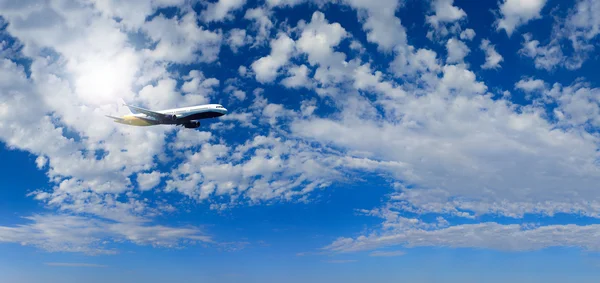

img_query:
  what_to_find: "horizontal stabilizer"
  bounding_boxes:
[105,114,124,121]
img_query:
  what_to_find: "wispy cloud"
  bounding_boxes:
[324,259,357,264]
[369,250,406,257]
[44,262,107,268]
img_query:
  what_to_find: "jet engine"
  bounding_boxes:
[169,114,177,120]
[184,121,201,128]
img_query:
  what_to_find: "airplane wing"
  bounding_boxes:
[124,104,177,121]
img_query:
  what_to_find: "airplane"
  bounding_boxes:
[105,102,228,128]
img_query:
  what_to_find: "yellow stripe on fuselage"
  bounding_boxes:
[117,115,156,126]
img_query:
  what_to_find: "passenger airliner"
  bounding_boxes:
[106,102,228,128]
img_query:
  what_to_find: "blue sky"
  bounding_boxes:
[1,0,600,282]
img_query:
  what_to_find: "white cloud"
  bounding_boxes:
[281,65,311,89]
[171,128,213,150]
[142,11,223,64]
[244,7,274,45]
[496,0,547,36]
[460,28,476,41]
[549,83,600,128]
[445,38,470,63]
[297,11,348,65]
[518,1,600,71]
[181,70,220,99]
[88,0,188,31]
[136,171,165,191]
[480,39,503,69]
[0,214,211,255]
[251,32,295,83]
[518,33,564,71]
[515,78,547,93]
[290,56,600,223]
[343,0,407,51]
[439,64,487,95]
[324,218,600,253]
[266,0,306,7]
[425,0,466,40]
[35,156,48,169]
[227,28,252,53]
[165,131,361,204]
[566,0,600,44]
[390,46,441,78]
[428,0,466,24]
[238,65,248,77]
[201,0,247,22]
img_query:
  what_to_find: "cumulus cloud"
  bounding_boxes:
[251,32,295,83]
[227,28,252,53]
[296,11,348,65]
[428,0,467,24]
[566,0,600,45]
[515,77,547,93]
[445,38,470,63]
[136,171,165,191]
[496,0,547,36]
[518,33,564,71]
[164,133,348,204]
[290,55,600,225]
[426,0,467,39]
[460,28,476,41]
[201,0,247,22]
[518,1,600,70]
[281,64,311,89]
[480,39,503,69]
[142,11,223,64]
[343,0,407,51]
[244,7,274,45]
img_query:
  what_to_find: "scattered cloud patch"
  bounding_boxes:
[495,0,547,36]
[480,39,504,69]
[460,28,476,41]
[251,32,295,83]
[281,64,312,89]
[445,38,470,63]
[201,0,247,22]
[515,77,547,93]
[227,28,253,53]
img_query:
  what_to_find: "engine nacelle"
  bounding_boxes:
[184,121,200,128]
[169,114,177,120]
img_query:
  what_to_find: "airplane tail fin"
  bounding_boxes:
[119,98,139,114]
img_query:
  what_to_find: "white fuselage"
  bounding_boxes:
[115,103,228,127]
[154,104,228,119]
